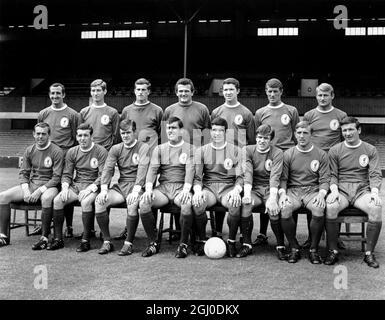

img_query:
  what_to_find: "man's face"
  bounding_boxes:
[33,126,50,148]
[134,84,150,103]
[166,121,182,142]
[210,125,226,144]
[256,134,271,151]
[49,86,65,106]
[76,129,92,149]
[316,90,334,108]
[120,127,136,146]
[223,83,239,104]
[295,126,312,148]
[265,86,282,105]
[90,85,106,103]
[176,84,193,105]
[341,123,360,145]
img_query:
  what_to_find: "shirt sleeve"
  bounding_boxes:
[112,110,121,145]
[270,149,283,189]
[328,147,339,186]
[318,150,330,192]
[93,146,109,186]
[234,146,244,187]
[184,145,196,186]
[246,112,256,145]
[101,146,119,186]
[279,150,290,191]
[193,147,204,188]
[243,147,253,186]
[134,143,151,187]
[62,149,75,185]
[369,146,382,190]
[291,107,300,145]
[19,148,32,185]
[71,111,81,146]
[254,109,262,129]
[145,145,161,185]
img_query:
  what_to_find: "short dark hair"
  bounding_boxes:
[134,78,151,91]
[265,78,283,90]
[119,119,136,132]
[174,78,195,94]
[211,117,228,130]
[91,79,107,91]
[77,123,93,136]
[223,78,240,90]
[256,124,275,140]
[340,116,361,130]
[34,122,51,135]
[167,116,183,129]
[49,83,65,95]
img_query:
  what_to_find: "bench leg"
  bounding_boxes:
[24,209,29,236]
[168,213,174,244]
[361,222,366,252]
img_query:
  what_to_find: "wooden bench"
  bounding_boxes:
[9,202,42,239]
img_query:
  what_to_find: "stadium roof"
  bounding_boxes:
[1,0,385,27]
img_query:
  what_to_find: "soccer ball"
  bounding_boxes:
[204,237,226,259]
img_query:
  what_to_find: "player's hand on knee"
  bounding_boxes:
[326,191,340,204]
[266,197,279,216]
[279,194,290,209]
[96,190,108,206]
[192,191,204,207]
[23,190,32,203]
[313,194,326,208]
[141,190,153,204]
[228,189,241,207]
[60,188,70,202]
[126,191,139,206]
[242,193,252,205]
[370,192,382,206]
[29,189,42,203]
[179,190,191,205]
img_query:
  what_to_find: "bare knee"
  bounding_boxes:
[139,201,151,215]
[127,204,139,217]
[368,203,382,222]
[41,194,54,208]
[81,199,94,212]
[326,202,340,219]
[281,204,294,219]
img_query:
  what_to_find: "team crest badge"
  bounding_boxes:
[224,158,233,170]
[179,153,188,164]
[234,114,243,125]
[359,154,369,167]
[44,157,52,168]
[265,159,272,171]
[329,119,339,131]
[60,117,69,128]
[90,158,99,168]
[132,153,139,165]
[281,114,290,125]
[101,115,110,125]
[310,160,320,172]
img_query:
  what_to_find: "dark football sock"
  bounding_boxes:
[41,207,53,238]
[152,208,158,226]
[281,217,299,249]
[227,213,240,241]
[194,213,207,241]
[366,221,382,252]
[180,214,193,245]
[240,216,253,245]
[64,204,74,228]
[0,204,11,236]
[53,209,65,240]
[270,218,285,247]
[140,210,157,242]
[82,211,94,241]
[174,212,181,231]
[215,211,225,234]
[306,211,312,240]
[325,218,339,251]
[310,215,324,250]
[96,210,111,241]
[126,215,139,243]
[259,212,269,235]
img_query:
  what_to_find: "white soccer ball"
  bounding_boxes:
[204,237,227,259]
